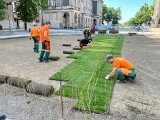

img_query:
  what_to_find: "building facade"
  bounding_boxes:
[0,0,103,29]
[0,0,42,30]
[43,0,103,28]
[152,0,160,28]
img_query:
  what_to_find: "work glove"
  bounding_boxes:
[105,75,110,80]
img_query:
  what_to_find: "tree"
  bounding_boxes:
[39,0,48,25]
[103,6,122,25]
[15,0,48,30]
[104,7,114,23]
[0,0,6,20]
[102,4,108,22]
[40,0,48,10]
[112,7,122,24]
[127,3,154,26]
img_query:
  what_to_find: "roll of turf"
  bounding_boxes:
[49,56,60,61]
[73,47,82,50]
[7,77,31,88]
[63,51,74,54]
[0,75,9,84]
[26,82,54,97]
[128,33,137,36]
[63,44,71,46]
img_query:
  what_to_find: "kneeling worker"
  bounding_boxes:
[79,37,93,48]
[105,54,136,83]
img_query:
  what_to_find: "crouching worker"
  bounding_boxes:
[105,54,136,83]
[30,24,40,53]
[39,21,51,62]
[79,37,93,48]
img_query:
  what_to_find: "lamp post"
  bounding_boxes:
[6,1,12,31]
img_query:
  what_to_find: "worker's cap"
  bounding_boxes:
[45,21,51,25]
[105,54,113,61]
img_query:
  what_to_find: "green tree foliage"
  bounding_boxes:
[127,3,154,26]
[102,4,122,25]
[102,4,107,21]
[112,7,122,24]
[0,0,6,20]
[15,0,48,30]
[40,0,48,10]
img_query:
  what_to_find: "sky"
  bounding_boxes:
[104,0,153,23]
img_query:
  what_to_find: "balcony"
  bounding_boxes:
[48,5,74,10]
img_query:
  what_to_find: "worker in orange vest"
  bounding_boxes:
[39,21,51,62]
[30,24,40,53]
[83,28,91,39]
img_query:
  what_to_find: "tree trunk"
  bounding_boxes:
[24,21,27,30]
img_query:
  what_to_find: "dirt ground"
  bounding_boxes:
[0,35,83,90]
[110,35,160,119]
[1,35,160,120]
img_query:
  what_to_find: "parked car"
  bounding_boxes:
[95,26,102,31]
[109,26,119,34]
[98,26,107,34]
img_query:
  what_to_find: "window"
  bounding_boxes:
[56,0,61,6]
[92,1,97,15]
[63,0,69,6]
[12,2,16,12]
[49,0,56,7]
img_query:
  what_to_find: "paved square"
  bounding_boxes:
[0,35,83,90]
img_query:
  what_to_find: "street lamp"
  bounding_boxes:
[5,1,12,31]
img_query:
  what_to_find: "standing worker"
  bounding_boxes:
[39,21,51,62]
[83,28,91,39]
[105,54,136,83]
[30,24,40,53]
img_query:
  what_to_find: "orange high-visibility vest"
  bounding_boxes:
[40,25,50,42]
[31,26,39,37]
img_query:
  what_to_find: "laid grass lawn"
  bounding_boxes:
[50,34,124,113]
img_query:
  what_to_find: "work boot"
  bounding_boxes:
[45,59,49,63]
[45,52,50,62]
[124,75,130,82]
[130,74,136,83]
[115,79,127,83]
[39,58,44,62]
[0,115,6,120]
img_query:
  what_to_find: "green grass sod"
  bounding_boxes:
[50,34,124,113]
